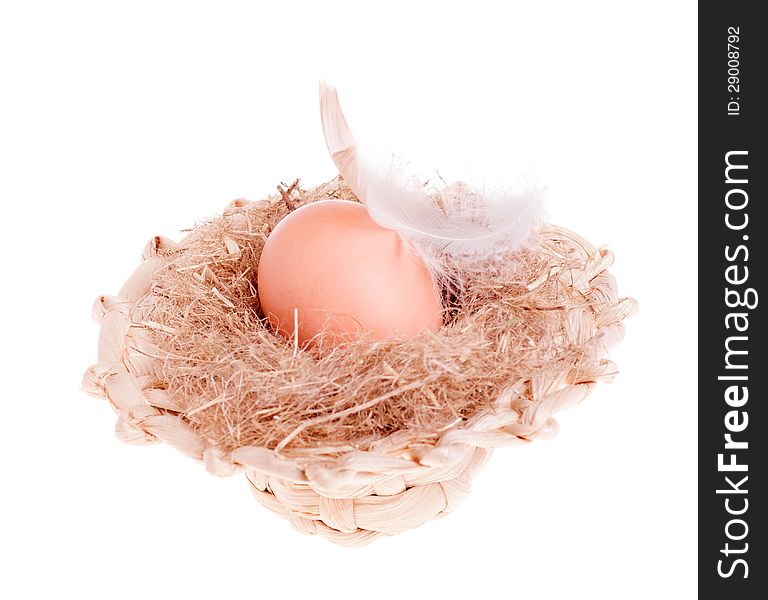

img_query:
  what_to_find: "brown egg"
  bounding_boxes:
[257,200,443,350]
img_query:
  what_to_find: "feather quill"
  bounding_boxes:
[319,82,543,274]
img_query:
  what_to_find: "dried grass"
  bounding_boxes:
[139,177,612,452]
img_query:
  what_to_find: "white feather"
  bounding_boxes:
[319,82,544,271]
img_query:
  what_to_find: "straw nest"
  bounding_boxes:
[83,177,635,545]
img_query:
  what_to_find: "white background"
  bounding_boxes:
[0,2,697,598]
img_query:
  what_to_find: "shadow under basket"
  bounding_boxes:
[82,178,636,546]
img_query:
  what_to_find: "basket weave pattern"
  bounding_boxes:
[83,209,634,546]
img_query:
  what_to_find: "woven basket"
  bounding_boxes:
[82,196,634,546]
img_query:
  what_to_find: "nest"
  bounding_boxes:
[83,177,635,545]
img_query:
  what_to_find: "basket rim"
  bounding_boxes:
[83,191,636,488]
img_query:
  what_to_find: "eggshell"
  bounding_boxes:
[257,200,443,349]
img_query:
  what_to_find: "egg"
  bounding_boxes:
[257,200,443,349]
